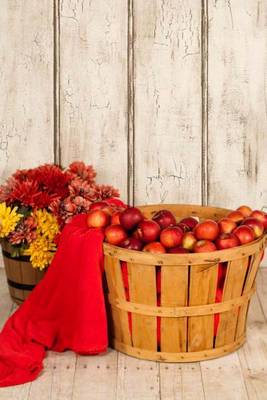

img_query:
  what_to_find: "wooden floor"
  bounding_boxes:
[0,269,267,400]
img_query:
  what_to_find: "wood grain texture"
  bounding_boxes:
[238,292,267,400]
[133,0,202,205]
[160,363,205,400]
[207,0,267,209]
[0,0,54,182]
[117,353,160,400]
[188,263,218,351]
[59,0,128,201]
[160,265,188,352]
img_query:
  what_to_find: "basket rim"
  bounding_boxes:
[103,203,267,265]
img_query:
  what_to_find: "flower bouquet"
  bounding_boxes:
[0,162,119,303]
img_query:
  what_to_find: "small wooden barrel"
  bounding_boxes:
[1,241,45,304]
[104,204,267,362]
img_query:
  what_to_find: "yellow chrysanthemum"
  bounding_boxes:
[33,209,59,241]
[23,209,59,270]
[0,202,22,238]
[24,236,56,270]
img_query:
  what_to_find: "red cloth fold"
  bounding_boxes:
[0,213,109,387]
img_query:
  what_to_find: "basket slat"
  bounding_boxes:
[104,255,132,345]
[188,263,218,351]
[128,263,157,351]
[215,257,249,347]
[160,265,188,352]
[235,250,263,339]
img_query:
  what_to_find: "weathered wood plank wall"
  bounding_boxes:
[1,0,267,211]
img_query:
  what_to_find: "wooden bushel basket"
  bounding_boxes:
[104,204,267,362]
[1,241,45,305]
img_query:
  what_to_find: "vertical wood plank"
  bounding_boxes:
[188,263,218,351]
[0,0,54,181]
[160,265,188,352]
[160,363,205,400]
[215,257,249,347]
[128,263,157,351]
[238,293,267,400]
[72,350,118,400]
[200,352,249,400]
[59,0,128,200]
[133,0,202,205]
[207,0,267,208]
[117,353,160,400]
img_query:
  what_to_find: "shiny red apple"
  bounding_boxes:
[89,201,109,211]
[236,205,252,218]
[250,210,267,229]
[233,225,255,244]
[179,217,198,230]
[182,232,197,251]
[242,217,264,238]
[168,247,190,254]
[227,210,244,224]
[176,222,190,233]
[119,207,144,230]
[136,220,161,243]
[152,209,176,229]
[215,233,240,250]
[111,211,122,225]
[193,240,217,253]
[218,217,237,234]
[87,209,110,228]
[193,219,219,241]
[105,224,128,245]
[120,237,143,251]
[143,242,166,254]
[160,226,183,248]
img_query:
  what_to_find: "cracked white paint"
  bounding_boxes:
[59,0,128,201]
[0,1,54,182]
[133,0,202,205]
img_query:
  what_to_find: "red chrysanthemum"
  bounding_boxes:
[66,161,96,183]
[8,215,37,245]
[94,184,120,200]
[29,164,69,200]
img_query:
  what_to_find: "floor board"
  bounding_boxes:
[0,269,267,400]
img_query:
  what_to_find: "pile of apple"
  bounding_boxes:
[86,202,267,254]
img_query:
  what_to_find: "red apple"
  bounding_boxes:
[233,225,255,244]
[215,233,240,250]
[218,218,237,234]
[143,242,166,254]
[136,220,161,243]
[250,210,267,229]
[132,228,143,240]
[237,205,252,218]
[152,209,176,229]
[168,246,190,254]
[176,222,190,233]
[120,237,143,251]
[193,219,219,241]
[182,232,197,251]
[179,217,198,230]
[89,201,109,211]
[111,211,122,225]
[242,217,264,238]
[105,224,128,245]
[87,209,110,228]
[193,240,217,253]
[160,226,184,248]
[227,210,244,224]
[119,207,144,230]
